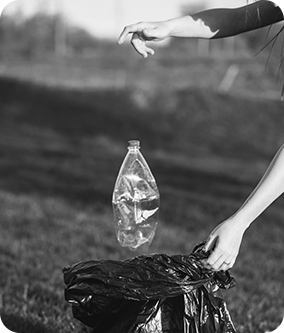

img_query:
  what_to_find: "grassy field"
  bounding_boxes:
[0,54,284,333]
[0,42,282,99]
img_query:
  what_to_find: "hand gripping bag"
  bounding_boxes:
[63,243,237,333]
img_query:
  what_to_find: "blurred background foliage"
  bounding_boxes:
[0,4,283,98]
[0,3,280,58]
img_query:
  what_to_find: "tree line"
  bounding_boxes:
[0,10,282,63]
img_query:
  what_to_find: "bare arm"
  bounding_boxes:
[204,143,284,271]
[118,1,283,57]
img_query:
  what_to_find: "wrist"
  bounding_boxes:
[165,15,218,39]
[165,16,195,38]
[230,212,253,231]
[163,18,180,38]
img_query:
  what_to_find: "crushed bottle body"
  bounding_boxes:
[112,141,160,251]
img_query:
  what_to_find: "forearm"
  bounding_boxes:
[232,144,284,229]
[166,1,283,40]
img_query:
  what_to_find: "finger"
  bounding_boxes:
[214,254,235,271]
[117,26,135,45]
[206,243,224,266]
[143,45,155,56]
[210,255,227,271]
[224,256,236,270]
[201,259,211,270]
[218,258,234,271]
[131,34,154,58]
[117,27,131,45]
[143,28,160,40]
[204,234,218,252]
[218,262,231,272]
[117,25,134,45]
[131,38,148,58]
[117,23,145,45]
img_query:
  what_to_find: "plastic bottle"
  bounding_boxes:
[112,140,160,251]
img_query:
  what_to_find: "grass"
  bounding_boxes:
[0,67,283,333]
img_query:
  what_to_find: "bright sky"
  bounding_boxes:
[1,0,283,39]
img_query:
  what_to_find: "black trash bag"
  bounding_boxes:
[63,243,237,333]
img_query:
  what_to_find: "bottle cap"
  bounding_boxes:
[128,140,140,148]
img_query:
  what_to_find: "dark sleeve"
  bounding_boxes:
[191,0,284,39]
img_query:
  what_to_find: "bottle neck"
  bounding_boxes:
[128,140,140,152]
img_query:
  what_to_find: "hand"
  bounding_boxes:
[203,218,246,271]
[117,21,172,58]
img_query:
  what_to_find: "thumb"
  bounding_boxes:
[204,234,218,252]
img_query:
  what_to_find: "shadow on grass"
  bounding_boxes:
[2,312,58,333]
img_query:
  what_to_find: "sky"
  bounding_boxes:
[1,0,283,39]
